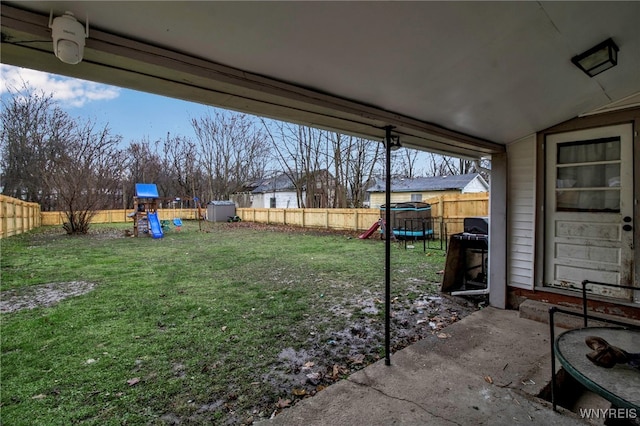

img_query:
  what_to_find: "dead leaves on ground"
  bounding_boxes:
[276,359,361,413]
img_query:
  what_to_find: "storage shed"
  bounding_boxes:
[207,201,236,222]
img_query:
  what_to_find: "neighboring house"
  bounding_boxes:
[230,179,265,208]
[366,173,488,208]
[232,170,337,209]
[250,173,301,209]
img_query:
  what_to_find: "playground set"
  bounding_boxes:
[131,187,237,236]
[131,183,182,238]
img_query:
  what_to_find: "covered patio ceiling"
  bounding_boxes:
[2,1,639,158]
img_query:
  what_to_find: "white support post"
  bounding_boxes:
[489,152,508,309]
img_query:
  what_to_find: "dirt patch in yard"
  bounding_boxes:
[264,288,482,390]
[0,281,96,314]
[190,289,482,425]
[246,288,484,423]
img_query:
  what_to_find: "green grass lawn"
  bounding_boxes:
[1,221,457,425]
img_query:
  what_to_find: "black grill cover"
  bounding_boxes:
[463,217,489,235]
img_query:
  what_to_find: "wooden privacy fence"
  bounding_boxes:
[40,208,200,226]
[237,192,489,237]
[0,195,42,239]
[427,193,489,235]
[4,192,487,238]
[238,208,382,232]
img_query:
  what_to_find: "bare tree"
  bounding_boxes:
[298,125,326,208]
[45,119,125,234]
[326,133,382,207]
[423,153,490,181]
[160,133,203,205]
[261,121,302,207]
[261,121,331,208]
[326,132,347,208]
[425,153,444,176]
[192,111,269,201]
[347,138,382,207]
[0,85,73,210]
[398,148,421,178]
[125,139,164,194]
[373,146,406,179]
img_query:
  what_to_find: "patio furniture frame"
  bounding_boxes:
[549,280,639,411]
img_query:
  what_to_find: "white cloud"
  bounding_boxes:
[0,64,120,108]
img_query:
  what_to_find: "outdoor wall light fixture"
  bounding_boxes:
[571,38,619,77]
[386,135,402,151]
[49,11,88,64]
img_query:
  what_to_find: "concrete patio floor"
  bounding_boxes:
[259,307,591,425]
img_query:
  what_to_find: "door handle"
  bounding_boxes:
[623,216,632,223]
[623,224,633,232]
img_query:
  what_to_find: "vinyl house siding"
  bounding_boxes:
[507,136,536,289]
[252,192,301,209]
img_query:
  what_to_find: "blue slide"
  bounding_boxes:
[147,212,164,239]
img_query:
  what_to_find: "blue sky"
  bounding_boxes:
[1,64,218,144]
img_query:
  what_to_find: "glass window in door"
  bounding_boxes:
[555,137,621,212]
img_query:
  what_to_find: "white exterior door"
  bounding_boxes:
[545,124,635,301]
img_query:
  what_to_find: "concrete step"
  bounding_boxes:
[518,299,640,330]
